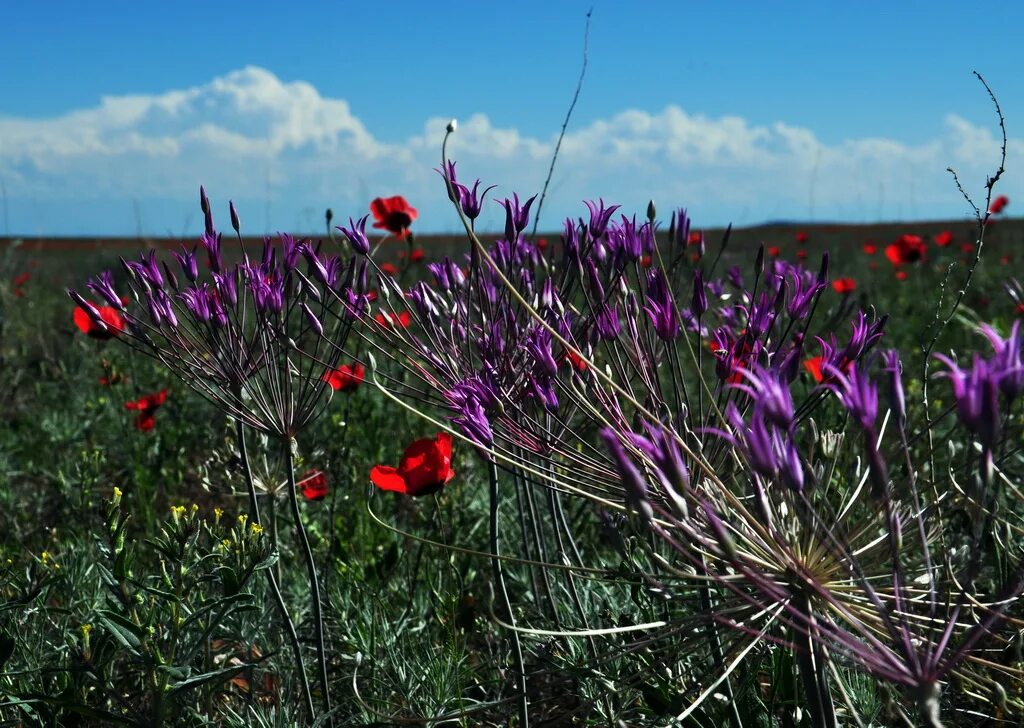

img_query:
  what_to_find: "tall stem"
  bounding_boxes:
[488,458,529,726]
[793,591,837,728]
[284,435,333,724]
[234,419,315,720]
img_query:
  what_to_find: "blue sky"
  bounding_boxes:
[2,1,1022,236]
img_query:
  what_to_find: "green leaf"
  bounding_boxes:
[168,663,255,697]
[95,610,145,653]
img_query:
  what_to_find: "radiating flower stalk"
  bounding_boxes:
[71,188,369,724]
[353,132,1024,724]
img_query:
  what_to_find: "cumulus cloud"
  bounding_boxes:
[0,66,1018,235]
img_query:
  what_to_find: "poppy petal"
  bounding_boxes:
[370,465,408,493]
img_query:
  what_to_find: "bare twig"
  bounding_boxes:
[529,8,592,240]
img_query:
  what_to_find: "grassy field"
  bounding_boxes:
[0,206,1022,727]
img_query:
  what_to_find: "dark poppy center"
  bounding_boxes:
[387,212,412,232]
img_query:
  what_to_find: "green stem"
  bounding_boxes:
[284,435,333,724]
[487,458,529,726]
[234,419,315,721]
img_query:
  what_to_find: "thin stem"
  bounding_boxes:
[488,458,530,726]
[284,435,333,724]
[234,418,315,721]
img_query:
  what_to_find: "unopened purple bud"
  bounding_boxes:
[817,252,830,285]
[229,200,240,234]
[691,269,707,319]
[883,350,906,428]
[337,215,370,256]
[301,303,324,337]
[601,429,653,523]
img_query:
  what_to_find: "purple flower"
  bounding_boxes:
[691,269,708,320]
[600,428,653,522]
[883,350,906,428]
[824,362,879,432]
[584,199,621,240]
[499,193,537,243]
[337,215,371,256]
[86,271,124,310]
[935,353,1002,453]
[644,268,680,341]
[732,364,795,430]
[172,246,199,283]
[979,320,1024,401]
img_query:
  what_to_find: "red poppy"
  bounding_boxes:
[767,246,781,257]
[73,303,126,340]
[868,261,879,271]
[374,310,411,329]
[832,278,856,294]
[895,270,908,281]
[862,242,877,255]
[12,272,30,287]
[687,231,703,246]
[537,238,549,251]
[409,249,425,263]
[1000,255,1012,266]
[690,253,701,264]
[299,470,329,501]
[796,249,808,261]
[804,356,825,384]
[366,290,379,303]
[379,262,399,276]
[562,348,588,372]
[989,195,1009,214]
[884,234,925,266]
[370,196,418,239]
[124,389,168,431]
[795,231,809,244]
[322,363,365,392]
[370,433,454,496]
[960,243,974,254]
[1016,303,1024,315]
[640,255,653,268]
[934,230,954,247]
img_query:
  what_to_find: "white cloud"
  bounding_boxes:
[0,66,1019,235]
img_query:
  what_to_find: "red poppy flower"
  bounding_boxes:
[690,253,701,264]
[73,303,126,340]
[804,356,825,384]
[537,238,549,251]
[640,255,653,268]
[322,363,365,392]
[989,195,1009,214]
[12,272,30,287]
[374,310,411,329]
[562,348,588,372]
[868,261,879,271]
[934,230,954,247]
[796,249,808,261]
[862,242,877,255]
[1000,255,1012,266]
[884,234,925,266]
[379,262,399,276]
[1016,303,1024,315]
[768,246,781,257]
[795,231,809,244]
[832,278,856,294]
[687,231,703,246]
[124,389,168,431]
[299,470,328,501]
[409,249,425,263]
[370,196,418,239]
[370,433,454,496]
[960,243,974,254]
[366,289,379,303]
[895,270,908,281]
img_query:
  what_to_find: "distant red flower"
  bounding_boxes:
[375,311,411,328]
[832,278,856,294]
[370,196,418,239]
[379,262,399,276]
[73,303,125,340]
[868,261,879,271]
[1016,303,1024,315]
[960,243,975,254]
[895,270,908,281]
[366,290,379,303]
[862,242,877,255]
[690,253,701,264]
[884,234,925,266]
[803,356,825,384]
[124,389,168,432]
[796,249,808,261]
[409,248,425,263]
[640,255,653,268]
[687,231,703,246]
[12,272,30,287]
[795,231,809,244]
[370,433,454,496]
[536,238,549,251]
[1000,255,1012,266]
[934,230,954,247]
[562,348,588,372]
[767,246,781,257]
[299,470,328,501]
[989,195,1010,214]
[322,363,365,392]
